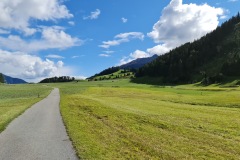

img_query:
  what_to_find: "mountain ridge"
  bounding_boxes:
[120,55,158,69]
[0,73,27,84]
[87,55,158,80]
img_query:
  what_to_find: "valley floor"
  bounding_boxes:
[52,80,240,159]
[1,80,240,159]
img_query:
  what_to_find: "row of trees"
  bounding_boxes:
[87,66,136,81]
[136,13,240,84]
[92,72,134,81]
[39,76,75,83]
[88,67,120,80]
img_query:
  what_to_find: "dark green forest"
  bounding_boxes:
[136,13,240,84]
[0,73,4,83]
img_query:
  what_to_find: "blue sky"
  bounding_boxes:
[0,0,239,82]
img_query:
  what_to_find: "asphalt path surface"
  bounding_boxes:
[0,88,78,160]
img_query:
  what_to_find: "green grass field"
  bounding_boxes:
[0,84,52,132]
[51,80,240,159]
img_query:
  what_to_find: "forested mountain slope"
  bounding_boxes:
[136,14,240,84]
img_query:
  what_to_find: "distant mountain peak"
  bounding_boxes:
[120,55,158,69]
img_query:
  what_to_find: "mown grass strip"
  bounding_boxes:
[58,80,240,159]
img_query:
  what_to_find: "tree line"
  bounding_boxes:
[0,73,4,83]
[88,67,120,80]
[39,76,75,83]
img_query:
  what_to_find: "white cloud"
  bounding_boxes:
[121,17,128,23]
[68,21,75,26]
[99,32,144,49]
[72,55,85,59]
[99,40,124,49]
[147,44,170,56]
[0,1,84,82]
[0,27,82,52]
[99,54,110,57]
[0,0,73,35]
[220,15,228,20]
[119,50,150,65]
[100,50,115,57]
[83,9,101,20]
[119,0,224,65]
[74,76,87,80]
[72,56,79,59]
[45,54,65,59]
[103,50,115,54]
[119,57,132,66]
[130,50,149,59]
[0,50,73,82]
[147,0,224,55]
[228,0,238,2]
[41,27,81,48]
[115,32,144,40]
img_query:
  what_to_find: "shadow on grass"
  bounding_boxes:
[130,77,177,87]
[131,76,240,88]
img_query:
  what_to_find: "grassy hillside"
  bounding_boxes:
[88,69,134,81]
[0,84,52,132]
[136,14,240,84]
[48,80,240,159]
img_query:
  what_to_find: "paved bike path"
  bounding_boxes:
[0,88,78,160]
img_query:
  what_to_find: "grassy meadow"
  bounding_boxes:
[0,84,52,132]
[50,80,240,159]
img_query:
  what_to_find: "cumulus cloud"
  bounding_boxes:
[0,26,82,52]
[121,17,128,23]
[119,50,149,65]
[147,44,170,56]
[147,0,224,55]
[99,32,144,49]
[130,50,149,59]
[0,50,73,82]
[41,27,81,49]
[83,9,101,20]
[0,1,84,82]
[0,0,72,35]
[119,0,224,65]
